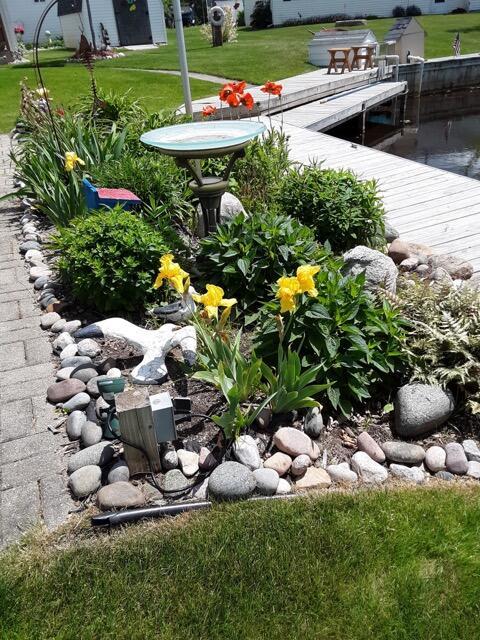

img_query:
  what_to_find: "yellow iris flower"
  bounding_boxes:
[64,151,85,173]
[192,284,237,319]
[276,276,301,313]
[153,254,189,293]
[296,264,320,297]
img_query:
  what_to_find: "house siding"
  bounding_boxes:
[5,0,61,44]
[147,0,167,44]
[245,0,470,26]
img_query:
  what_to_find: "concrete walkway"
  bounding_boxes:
[113,66,233,86]
[0,135,72,548]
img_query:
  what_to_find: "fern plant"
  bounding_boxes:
[398,279,480,413]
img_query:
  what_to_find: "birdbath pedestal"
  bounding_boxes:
[140,121,266,233]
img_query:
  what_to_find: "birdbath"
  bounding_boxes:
[140,120,266,233]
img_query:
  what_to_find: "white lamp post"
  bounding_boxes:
[172,0,193,116]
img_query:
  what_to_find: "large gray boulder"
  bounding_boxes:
[196,192,246,237]
[343,245,398,293]
[208,461,256,501]
[395,384,455,438]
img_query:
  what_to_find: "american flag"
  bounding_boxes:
[453,32,461,57]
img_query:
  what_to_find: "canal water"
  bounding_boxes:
[333,89,480,181]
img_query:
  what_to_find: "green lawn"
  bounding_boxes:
[96,14,480,83]
[1,487,480,639]
[0,64,218,133]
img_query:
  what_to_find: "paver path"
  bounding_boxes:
[0,134,72,548]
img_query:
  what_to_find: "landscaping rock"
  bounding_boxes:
[95,396,110,418]
[445,442,468,475]
[304,406,324,439]
[351,451,388,484]
[326,462,358,483]
[57,367,74,381]
[208,461,256,501]
[20,240,41,253]
[71,367,98,384]
[51,318,67,333]
[263,452,292,476]
[188,478,209,501]
[34,275,49,290]
[177,449,199,477]
[81,421,103,447]
[389,464,425,483]
[59,343,78,360]
[424,446,446,473]
[162,469,194,494]
[62,320,82,334]
[395,384,454,437]
[381,441,425,465]
[47,379,86,404]
[161,444,178,471]
[66,410,86,440]
[77,338,101,358]
[295,467,331,491]
[253,468,279,495]
[86,375,108,398]
[97,482,145,510]
[273,427,318,460]
[52,332,74,354]
[343,245,398,293]
[399,257,419,272]
[232,434,261,470]
[40,312,60,329]
[436,470,455,481]
[68,441,115,473]
[255,407,272,429]
[357,431,385,463]
[62,392,91,413]
[61,355,92,369]
[30,266,51,281]
[276,478,292,494]
[416,264,430,277]
[199,446,217,471]
[68,465,101,498]
[462,439,480,463]
[290,454,312,477]
[467,461,480,479]
[106,367,122,378]
[108,459,130,484]
[385,222,399,242]
[387,239,412,263]
[431,267,453,284]
[428,254,474,280]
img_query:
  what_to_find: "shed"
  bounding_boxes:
[308,29,377,67]
[58,0,167,50]
[0,0,17,63]
[384,17,424,64]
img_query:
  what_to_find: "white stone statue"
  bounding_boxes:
[75,319,196,385]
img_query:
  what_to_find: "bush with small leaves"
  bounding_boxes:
[52,206,183,313]
[277,164,385,253]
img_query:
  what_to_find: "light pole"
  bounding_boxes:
[172,0,193,116]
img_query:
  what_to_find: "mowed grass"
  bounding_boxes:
[1,486,480,639]
[0,64,218,132]
[96,14,480,83]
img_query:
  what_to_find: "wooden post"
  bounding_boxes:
[116,388,161,477]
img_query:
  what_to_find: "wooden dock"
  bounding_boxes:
[279,81,407,132]
[267,119,480,273]
[189,67,383,119]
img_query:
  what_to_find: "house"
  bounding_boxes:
[58,0,167,49]
[0,0,17,61]
[244,0,480,28]
[2,0,61,45]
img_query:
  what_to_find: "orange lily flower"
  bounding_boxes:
[202,104,217,117]
[232,80,247,93]
[226,92,242,107]
[219,83,235,102]
[261,81,283,96]
[241,92,254,110]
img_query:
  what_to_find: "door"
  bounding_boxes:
[113,0,152,46]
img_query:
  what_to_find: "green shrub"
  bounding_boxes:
[398,278,480,413]
[250,0,272,28]
[255,260,408,415]
[277,165,385,253]
[52,206,182,313]
[197,210,324,315]
[90,154,194,226]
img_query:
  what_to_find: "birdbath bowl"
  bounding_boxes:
[140,120,266,233]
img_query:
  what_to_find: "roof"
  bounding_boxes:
[385,17,424,40]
